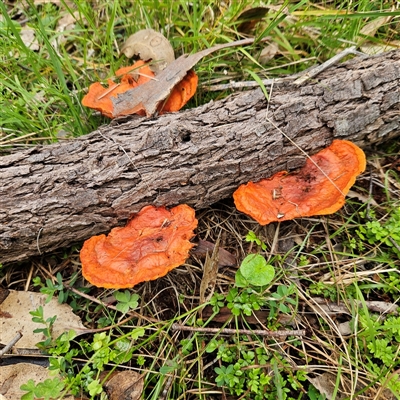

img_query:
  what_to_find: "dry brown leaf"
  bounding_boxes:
[112,37,262,117]
[360,41,400,55]
[199,238,220,305]
[20,27,39,51]
[56,11,80,33]
[0,363,74,400]
[236,7,269,33]
[308,372,347,400]
[121,29,175,73]
[104,371,144,400]
[192,239,237,267]
[359,15,393,38]
[0,289,86,350]
[357,15,397,55]
[337,321,352,336]
[346,189,378,206]
[259,42,279,64]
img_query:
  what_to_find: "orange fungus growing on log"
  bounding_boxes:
[233,140,366,225]
[80,204,198,288]
[82,61,198,118]
[82,60,154,118]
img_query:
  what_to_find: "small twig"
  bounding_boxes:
[64,283,159,324]
[135,71,159,81]
[0,331,23,357]
[159,368,175,400]
[97,83,121,100]
[205,47,364,92]
[204,75,297,92]
[36,227,44,255]
[388,236,400,253]
[171,323,305,337]
[293,46,366,85]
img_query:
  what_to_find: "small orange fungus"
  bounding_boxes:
[233,140,366,225]
[80,204,198,288]
[82,61,198,118]
[82,60,153,118]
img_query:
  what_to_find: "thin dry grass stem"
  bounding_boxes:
[63,283,159,324]
[24,264,34,292]
[321,264,398,286]
[266,221,280,260]
[171,323,306,337]
[298,284,356,357]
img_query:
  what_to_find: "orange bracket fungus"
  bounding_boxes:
[82,36,266,118]
[82,60,198,118]
[80,205,198,288]
[82,60,154,118]
[233,140,366,225]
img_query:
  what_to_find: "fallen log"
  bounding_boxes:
[1,50,399,264]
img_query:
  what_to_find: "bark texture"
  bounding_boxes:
[1,50,399,264]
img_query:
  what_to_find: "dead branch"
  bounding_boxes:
[1,50,399,264]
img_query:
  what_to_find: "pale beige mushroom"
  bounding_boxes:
[121,29,175,74]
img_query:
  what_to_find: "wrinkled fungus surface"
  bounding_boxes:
[233,140,366,225]
[80,205,198,288]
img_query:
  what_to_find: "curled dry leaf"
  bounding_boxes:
[121,28,175,73]
[20,27,39,51]
[233,140,366,225]
[80,205,198,289]
[111,37,263,117]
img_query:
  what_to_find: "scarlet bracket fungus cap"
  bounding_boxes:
[233,140,366,225]
[80,204,198,288]
[82,60,154,118]
[81,61,198,118]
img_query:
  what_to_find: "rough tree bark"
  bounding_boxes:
[1,50,399,264]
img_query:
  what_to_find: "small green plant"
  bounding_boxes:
[20,377,65,400]
[29,306,57,350]
[267,284,298,321]
[212,341,272,399]
[308,384,327,400]
[354,286,400,397]
[209,334,307,400]
[207,250,300,400]
[308,281,338,301]
[209,292,225,314]
[357,207,400,258]
[114,290,139,314]
[246,230,267,251]
[33,272,81,304]
[235,253,275,288]
[226,287,266,317]
[23,298,146,399]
